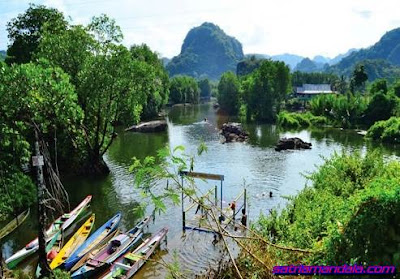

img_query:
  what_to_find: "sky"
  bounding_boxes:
[1,0,400,59]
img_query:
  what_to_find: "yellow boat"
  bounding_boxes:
[50,214,95,270]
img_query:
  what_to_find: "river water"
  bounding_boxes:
[2,103,399,278]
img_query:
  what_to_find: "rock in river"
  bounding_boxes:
[275,137,312,151]
[125,120,167,133]
[220,122,249,143]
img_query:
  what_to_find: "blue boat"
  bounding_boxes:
[64,212,122,271]
[71,216,151,279]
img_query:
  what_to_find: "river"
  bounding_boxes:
[2,103,399,278]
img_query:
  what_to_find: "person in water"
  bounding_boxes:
[241,208,247,227]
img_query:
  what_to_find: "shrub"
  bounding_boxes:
[255,151,400,268]
[367,117,400,143]
[277,111,327,128]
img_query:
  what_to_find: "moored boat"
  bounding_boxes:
[69,229,120,273]
[36,230,64,278]
[71,216,151,279]
[64,212,121,270]
[100,227,168,279]
[0,208,30,240]
[50,214,95,270]
[5,196,92,269]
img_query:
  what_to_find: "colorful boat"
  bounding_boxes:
[0,208,30,240]
[64,212,121,271]
[71,216,151,279]
[50,214,95,270]
[36,230,64,278]
[100,227,168,279]
[5,196,92,269]
[69,229,120,273]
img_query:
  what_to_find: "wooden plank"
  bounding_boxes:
[180,171,224,181]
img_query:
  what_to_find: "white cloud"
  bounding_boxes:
[1,0,400,59]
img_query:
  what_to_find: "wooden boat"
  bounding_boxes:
[64,212,121,271]
[50,214,95,270]
[71,216,151,279]
[0,208,30,240]
[27,196,92,249]
[70,230,120,273]
[36,230,63,277]
[100,227,168,279]
[5,196,92,269]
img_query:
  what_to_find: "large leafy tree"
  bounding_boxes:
[5,4,67,65]
[169,76,200,104]
[35,14,161,173]
[129,44,169,120]
[0,60,83,213]
[350,64,368,93]
[78,45,146,173]
[243,60,290,121]
[198,78,212,99]
[217,72,240,114]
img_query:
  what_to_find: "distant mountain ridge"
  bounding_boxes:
[166,22,244,80]
[328,28,400,78]
[245,50,357,71]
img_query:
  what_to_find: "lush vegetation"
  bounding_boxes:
[0,5,171,221]
[367,117,400,143]
[197,78,212,100]
[166,22,244,80]
[253,151,400,269]
[277,111,327,128]
[217,72,241,114]
[169,76,200,104]
[241,60,291,121]
[291,71,339,87]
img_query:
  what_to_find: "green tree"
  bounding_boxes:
[217,72,240,115]
[392,80,400,98]
[369,78,388,95]
[198,78,212,100]
[77,45,146,173]
[35,24,95,86]
[364,92,398,125]
[243,60,290,121]
[130,44,169,120]
[35,15,161,173]
[169,76,200,104]
[0,61,83,214]
[350,64,368,93]
[5,4,67,65]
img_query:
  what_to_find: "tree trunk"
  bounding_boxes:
[82,151,110,175]
[34,130,52,278]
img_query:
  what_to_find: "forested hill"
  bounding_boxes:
[166,22,244,80]
[328,27,400,77]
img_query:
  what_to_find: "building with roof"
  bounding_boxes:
[295,84,336,100]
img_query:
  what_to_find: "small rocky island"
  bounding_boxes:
[220,122,249,143]
[125,120,167,133]
[275,137,312,151]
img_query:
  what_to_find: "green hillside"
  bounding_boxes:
[166,22,244,80]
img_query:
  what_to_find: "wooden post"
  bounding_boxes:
[244,188,247,213]
[220,180,223,212]
[34,129,52,278]
[214,185,217,206]
[181,176,185,232]
[182,211,186,232]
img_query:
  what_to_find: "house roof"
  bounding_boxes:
[296,84,334,94]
